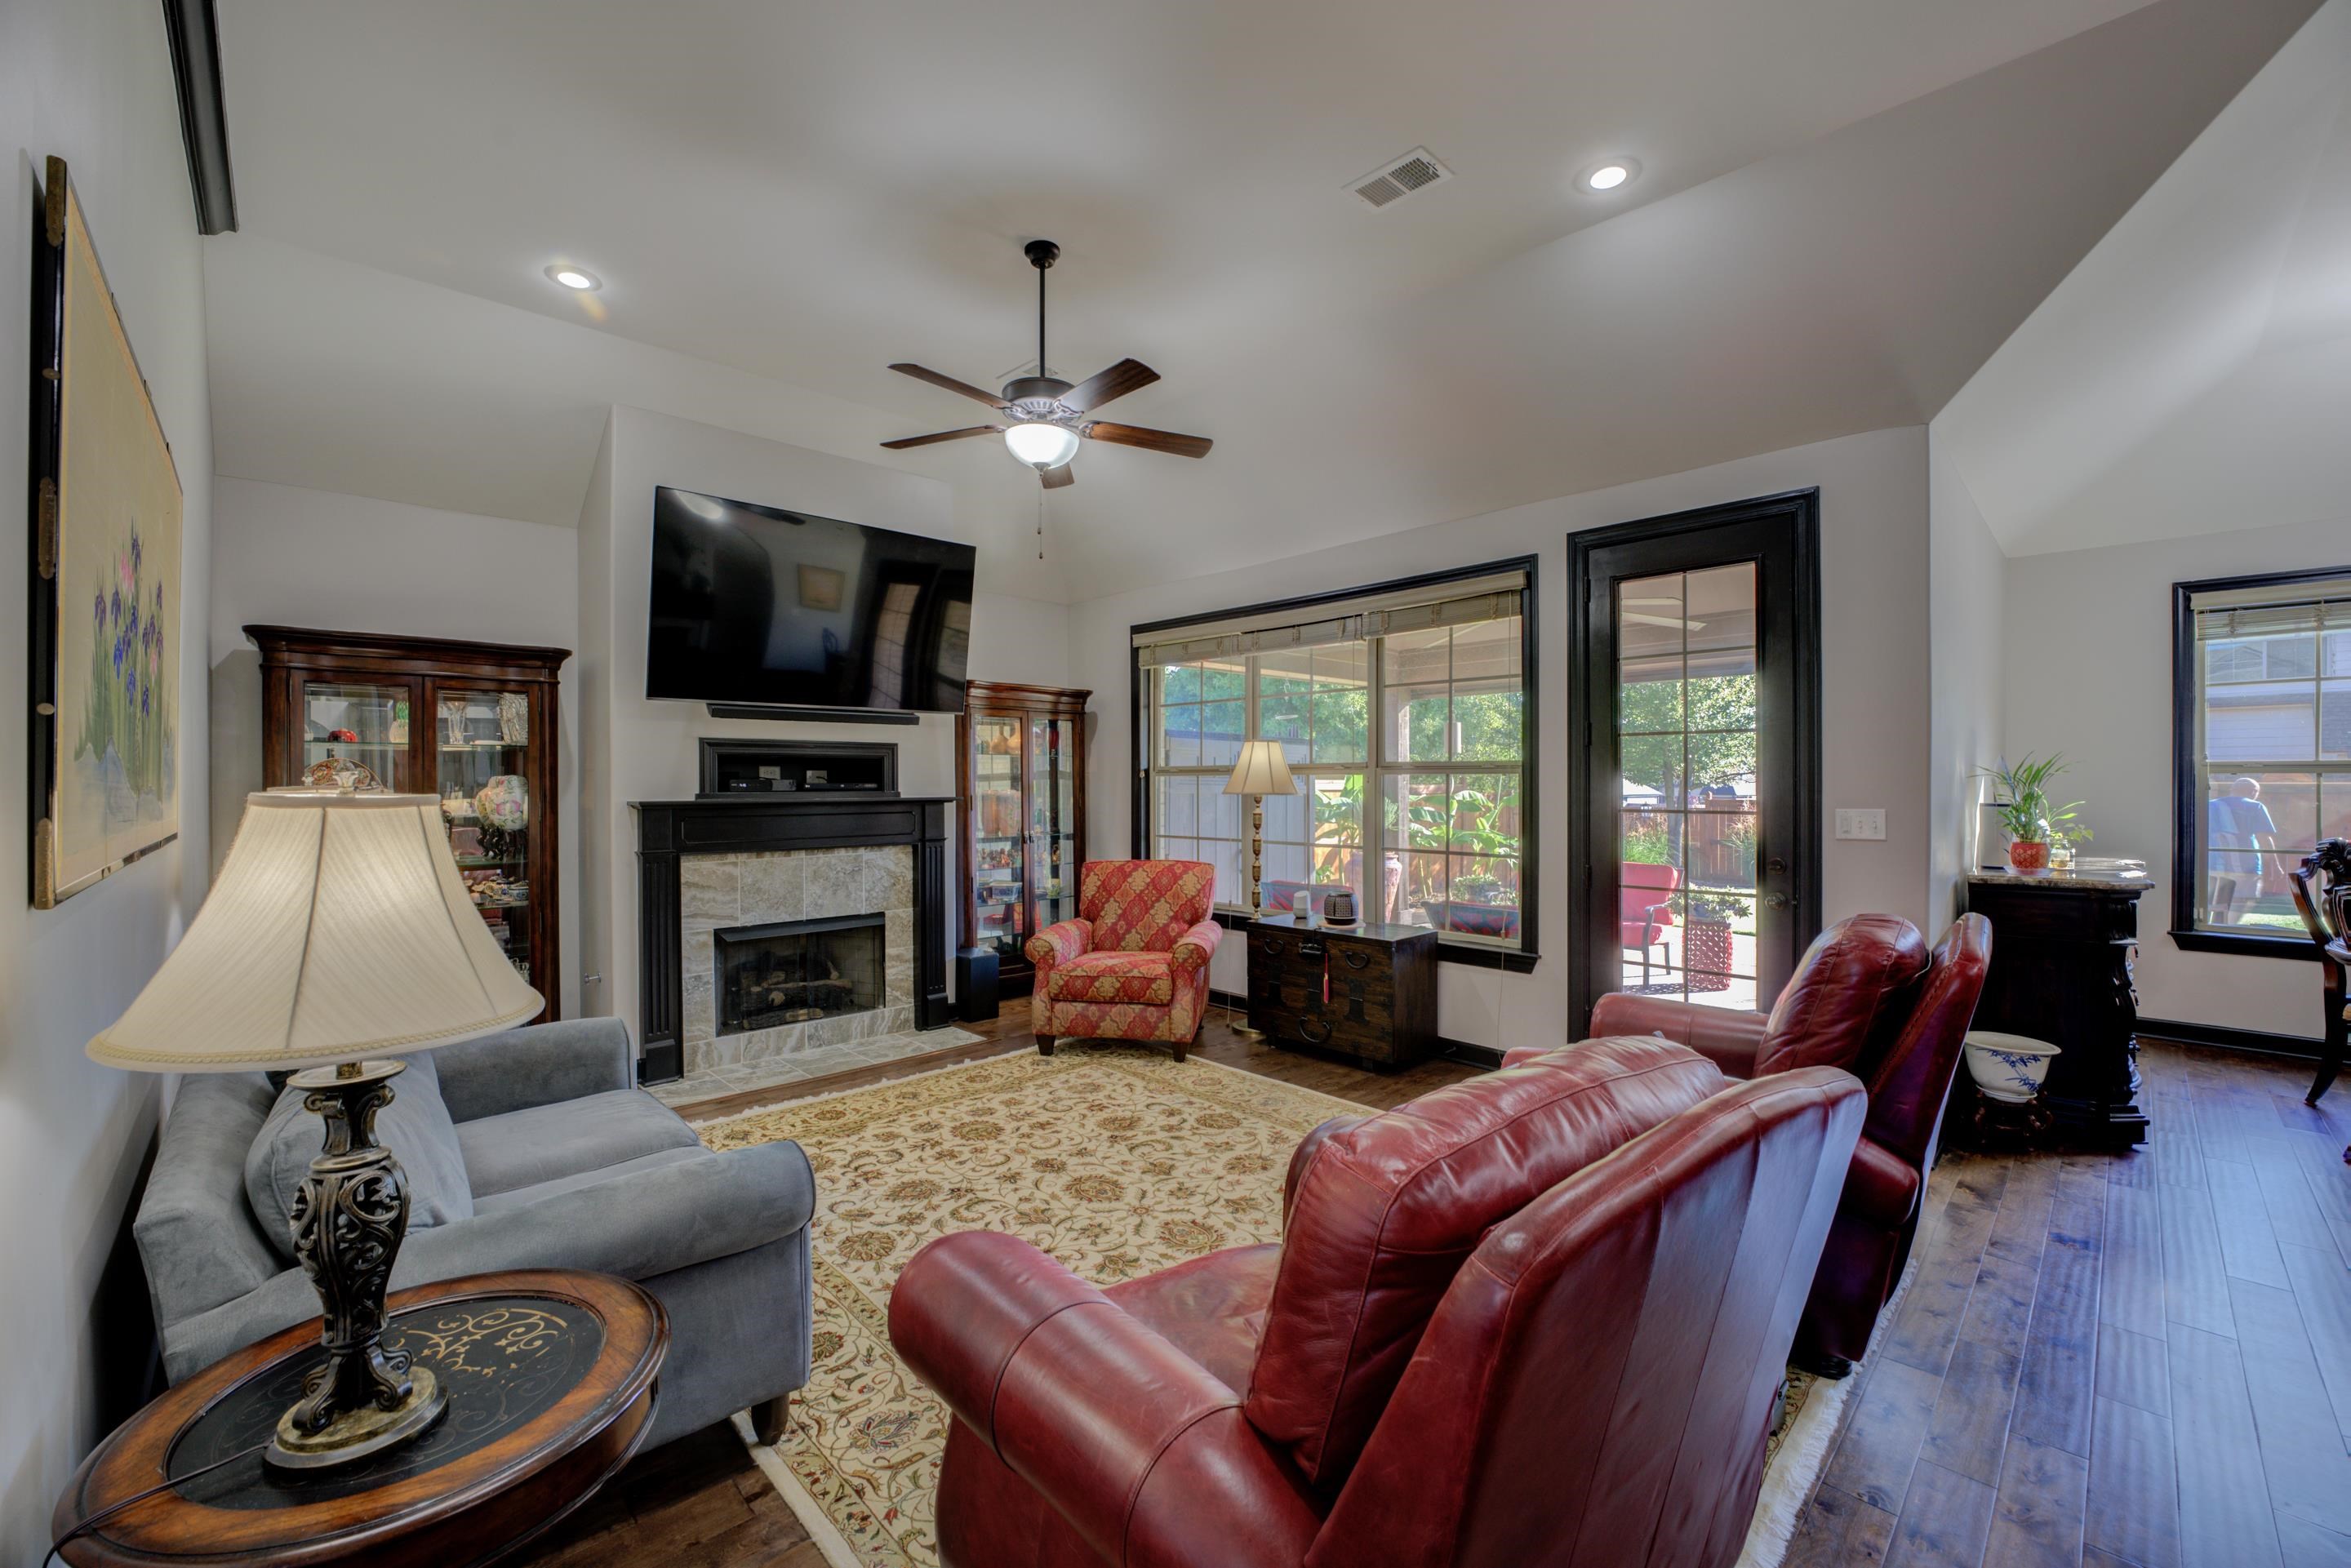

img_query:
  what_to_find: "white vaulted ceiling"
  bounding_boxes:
[1934,0,2351,557]
[203,0,2319,599]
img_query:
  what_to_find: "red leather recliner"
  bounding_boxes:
[1505,912,1992,1373]
[888,1037,1867,1568]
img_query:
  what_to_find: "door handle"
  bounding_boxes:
[1765,893,1793,910]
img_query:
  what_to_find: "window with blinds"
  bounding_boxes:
[1134,562,1535,956]
[2179,571,2351,937]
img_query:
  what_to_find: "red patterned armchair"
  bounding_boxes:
[1026,860,1224,1063]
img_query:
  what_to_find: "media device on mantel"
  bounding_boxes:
[645,486,976,715]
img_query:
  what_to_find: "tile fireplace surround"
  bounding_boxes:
[683,846,916,1073]
[634,794,952,1084]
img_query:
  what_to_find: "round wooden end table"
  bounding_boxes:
[53,1269,667,1568]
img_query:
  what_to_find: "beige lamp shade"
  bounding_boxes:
[1222,740,1299,797]
[88,790,543,1073]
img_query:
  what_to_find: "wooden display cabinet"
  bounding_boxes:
[249,625,570,1021]
[957,681,1090,997]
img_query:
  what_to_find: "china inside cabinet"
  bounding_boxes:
[248,626,570,1020]
[958,681,1090,996]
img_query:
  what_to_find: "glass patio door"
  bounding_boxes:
[1571,495,1820,1037]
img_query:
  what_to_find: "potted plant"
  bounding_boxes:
[1975,754,2086,873]
[1415,786,1522,939]
[1684,896,1736,993]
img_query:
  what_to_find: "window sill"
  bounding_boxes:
[2167,928,2325,962]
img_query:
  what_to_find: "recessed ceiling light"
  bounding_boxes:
[1582,159,1639,193]
[545,264,601,291]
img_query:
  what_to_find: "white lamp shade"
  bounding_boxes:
[88,791,544,1073]
[1223,739,1299,797]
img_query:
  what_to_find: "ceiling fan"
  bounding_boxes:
[881,239,1211,490]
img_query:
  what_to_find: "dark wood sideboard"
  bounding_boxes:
[1962,873,2152,1148]
[1246,916,1440,1069]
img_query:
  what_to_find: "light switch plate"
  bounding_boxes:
[1834,808,1887,841]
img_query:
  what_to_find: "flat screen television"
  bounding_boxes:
[646,486,975,713]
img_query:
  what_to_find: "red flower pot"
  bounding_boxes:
[2008,840,2050,871]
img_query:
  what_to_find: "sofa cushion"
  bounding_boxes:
[1082,860,1215,953]
[1047,949,1176,1006]
[456,1088,702,1199]
[1246,1036,1729,1488]
[470,1145,713,1215]
[245,1053,473,1260]
[1755,913,1931,1077]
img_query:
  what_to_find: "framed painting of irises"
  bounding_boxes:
[29,156,184,908]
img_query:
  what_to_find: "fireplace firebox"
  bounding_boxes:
[715,913,885,1037]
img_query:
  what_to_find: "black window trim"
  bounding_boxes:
[2169,563,2351,962]
[1130,554,1542,974]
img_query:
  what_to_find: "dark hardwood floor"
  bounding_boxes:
[1793,1038,2351,1568]
[522,1017,2340,1568]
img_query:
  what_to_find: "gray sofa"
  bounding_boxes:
[136,1017,813,1448]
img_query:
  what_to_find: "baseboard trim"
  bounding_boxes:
[1442,1039,1504,1069]
[2138,1015,2327,1062]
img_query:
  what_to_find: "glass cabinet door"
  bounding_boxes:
[301,681,412,789]
[433,686,536,986]
[1030,713,1079,934]
[971,713,1027,962]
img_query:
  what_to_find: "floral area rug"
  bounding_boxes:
[697,1044,1855,1568]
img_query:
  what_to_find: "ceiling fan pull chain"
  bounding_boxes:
[1037,490,1046,562]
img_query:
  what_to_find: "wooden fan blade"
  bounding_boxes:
[1084,421,1212,459]
[889,363,1011,411]
[880,425,1003,450]
[1042,463,1076,489]
[1061,358,1159,411]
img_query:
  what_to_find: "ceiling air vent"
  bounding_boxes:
[1349,147,1452,210]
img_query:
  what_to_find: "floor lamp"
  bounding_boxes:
[1224,738,1299,916]
[1221,740,1296,1038]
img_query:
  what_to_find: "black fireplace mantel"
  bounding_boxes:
[633,794,953,1083]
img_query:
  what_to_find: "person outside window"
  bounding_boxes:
[2207,775,2279,924]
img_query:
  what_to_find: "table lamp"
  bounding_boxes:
[1223,739,1298,916]
[88,787,541,1471]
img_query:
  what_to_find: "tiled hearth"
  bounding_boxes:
[681,846,916,1073]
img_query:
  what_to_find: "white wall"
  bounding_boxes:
[1927,430,2009,923]
[0,2,213,1559]
[578,407,1071,1040]
[2004,509,2351,1042]
[1067,425,1932,1053]
[207,476,584,1015]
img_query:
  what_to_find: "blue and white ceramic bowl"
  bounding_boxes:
[1962,1030,2061,1104]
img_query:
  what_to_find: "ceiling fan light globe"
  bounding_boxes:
[1005,422,1081,470]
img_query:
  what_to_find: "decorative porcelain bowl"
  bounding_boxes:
[474,774,530,832]
[1963,1030,2061,1104]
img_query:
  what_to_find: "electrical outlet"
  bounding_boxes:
[1834,808,1887,841]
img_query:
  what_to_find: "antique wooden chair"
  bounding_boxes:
[2287,838,2351,1106]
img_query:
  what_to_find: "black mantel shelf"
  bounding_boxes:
[632,794,953,1084]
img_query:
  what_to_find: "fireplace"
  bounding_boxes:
[635,791,950,1084]
[716,913,885,1037]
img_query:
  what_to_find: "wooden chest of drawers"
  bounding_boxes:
[1245,917,1440,1068]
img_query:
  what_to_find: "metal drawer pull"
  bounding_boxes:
[1297,1018,1331,1045]
[1259,937,1285,957]
[1297,939,1326,960]
[1339,948,1371,970]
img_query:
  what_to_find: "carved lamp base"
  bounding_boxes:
[264,1059,449,1472]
